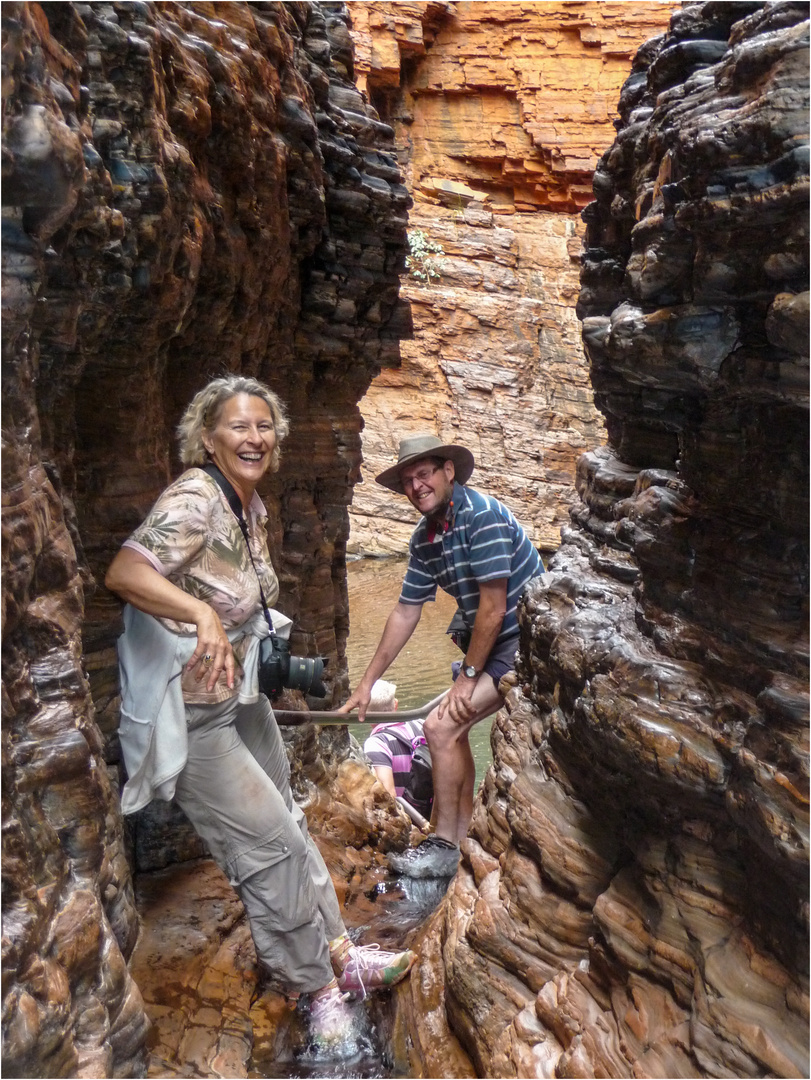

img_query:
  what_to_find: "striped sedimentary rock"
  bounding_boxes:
[2,1,408,1074]
[392,4,809,1077]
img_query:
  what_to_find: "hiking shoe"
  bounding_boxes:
[387,835,460,879]
[308,984,355,1058]
[337,943,416,1000]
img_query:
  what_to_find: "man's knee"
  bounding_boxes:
[424,707,465,749]
[423,708,445,746]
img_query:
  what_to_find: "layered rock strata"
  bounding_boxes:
[350,1,677,211]
[393,3,810,1077]
[346,1,676,554]
[349,201,598,554]
[2,2,408,1074]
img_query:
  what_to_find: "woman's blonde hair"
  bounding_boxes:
[177,375,290,470]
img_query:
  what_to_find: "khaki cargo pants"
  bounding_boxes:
[175,694,345,993]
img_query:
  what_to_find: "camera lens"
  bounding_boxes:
[287,655,327,698]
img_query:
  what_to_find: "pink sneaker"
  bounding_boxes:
[308,984,354,1057]
[337,943,416,1000]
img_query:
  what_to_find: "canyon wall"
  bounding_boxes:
[391,2,810,1076]
[3,2,808,1078]
[2,2,408,1074]
[345,1,676,554]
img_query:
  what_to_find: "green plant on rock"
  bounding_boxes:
[406,228,445,286]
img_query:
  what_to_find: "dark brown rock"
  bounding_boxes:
[402,4,810,1077]
[2,1,409,1073]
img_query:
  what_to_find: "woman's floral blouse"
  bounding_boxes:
[123,468,279,703]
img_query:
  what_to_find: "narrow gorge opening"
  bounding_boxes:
[2,2,808,1079]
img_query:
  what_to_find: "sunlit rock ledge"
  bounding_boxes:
[393,3,809,1077]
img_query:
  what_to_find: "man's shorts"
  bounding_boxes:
[451,634,519,690]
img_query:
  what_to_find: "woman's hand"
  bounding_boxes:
[106,547,235,691]
[185,605,235,692]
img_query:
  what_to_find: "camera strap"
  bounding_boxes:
[201,463,276,638]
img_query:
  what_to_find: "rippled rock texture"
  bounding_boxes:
[397,4,810,1077]
[2,2,408,1074]
[345,1,675,554]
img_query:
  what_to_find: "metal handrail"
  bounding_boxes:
[273,691,447,727]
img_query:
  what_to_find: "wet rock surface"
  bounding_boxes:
[401,4,809,1077]
[3,1,407,1074]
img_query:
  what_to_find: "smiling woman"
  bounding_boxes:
[177,374,289,475]
[105,374,416,1056]
[202,394,278,511]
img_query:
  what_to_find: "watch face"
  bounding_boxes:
[464,665,477,678]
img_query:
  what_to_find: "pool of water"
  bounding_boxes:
[344,557,495,780]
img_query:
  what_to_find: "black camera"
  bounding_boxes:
[446,606,472,653]
[258,634,327,700]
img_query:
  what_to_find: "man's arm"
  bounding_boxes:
[372,765,398,798]
[439,577,507,725]
[338,601,423,721]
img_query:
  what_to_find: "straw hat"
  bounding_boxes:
[375,434,475,494]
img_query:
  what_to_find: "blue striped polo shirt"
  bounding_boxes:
[399,482,545,645]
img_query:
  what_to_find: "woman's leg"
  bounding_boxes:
[234,697,346,943]
[235,699,416,998]
[174,698,334,994]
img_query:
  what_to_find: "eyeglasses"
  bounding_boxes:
[402,465,442,490]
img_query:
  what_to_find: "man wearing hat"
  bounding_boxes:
[339,434,545,877]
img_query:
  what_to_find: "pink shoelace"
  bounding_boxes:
[341,943,405,1000]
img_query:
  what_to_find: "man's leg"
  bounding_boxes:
[457,735,476,843]
[424,676,504,844]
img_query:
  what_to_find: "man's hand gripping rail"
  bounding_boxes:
[272,691,448,727]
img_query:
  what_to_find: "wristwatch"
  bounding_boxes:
[463,663,480,679]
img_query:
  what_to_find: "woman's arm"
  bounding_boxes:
[105,547,235,691]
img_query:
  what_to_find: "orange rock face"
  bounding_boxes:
[353,202,600,553]
[353,1,676,211]
[345,1,676,554]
